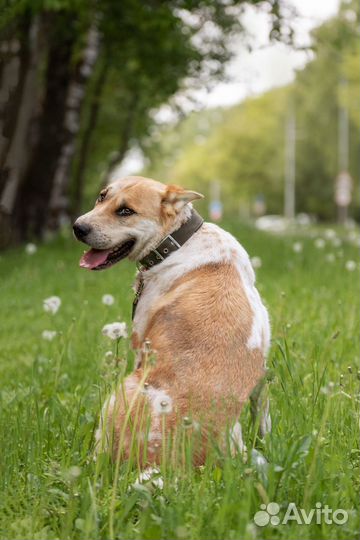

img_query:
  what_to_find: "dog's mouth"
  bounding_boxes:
[79,239,136,271]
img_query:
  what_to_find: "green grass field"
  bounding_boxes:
[0,221,359,540]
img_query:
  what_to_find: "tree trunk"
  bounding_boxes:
[71,58,109,218]
[0,38,22,170]
[48,25,99,230]
[0,28,28,194]
[0,17,44,245]
[12,14,76,240]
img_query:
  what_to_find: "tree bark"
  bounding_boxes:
[48,25,99,230]
[0,35,25,192]
[0,17,44,246]
[0,39,21,167]
[12,13,76,240]
[71,58,109,218]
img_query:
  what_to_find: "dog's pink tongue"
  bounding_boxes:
[79,248,111,269]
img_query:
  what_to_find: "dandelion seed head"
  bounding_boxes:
[41,330,57,341]
[146,387,173,414]
[347,231,358,242]
[102,322,128,340]
[345,260,357,272]
[250,256,262,269]
[102,294,115,306]
[324,229,336,240]
[25,243,37,255]
[43,296,61,314]
[68,466,81,478]
[292,242,303,253]
[315,238,325,249]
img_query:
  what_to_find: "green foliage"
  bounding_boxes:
[146,88,288,213]
[342,47,360,129]
[294,3,359,219]
[0,222,359,539]
[144,4,360,220]
[1,0,294,228]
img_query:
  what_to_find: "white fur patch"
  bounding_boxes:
[260,397,272,436]
[229,421,247,456]
[133,467,163,489]
[133,219,270,357]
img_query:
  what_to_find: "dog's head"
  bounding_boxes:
[73,176,203,270]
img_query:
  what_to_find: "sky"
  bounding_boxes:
[118,0,341,176]
[195,0,341,108]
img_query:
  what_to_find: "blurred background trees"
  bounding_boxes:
[144,0,359,221]
[0,0,290,244]
[0,0,358,245]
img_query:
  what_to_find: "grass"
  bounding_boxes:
[0,220,359,540]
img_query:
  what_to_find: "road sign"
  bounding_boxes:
[335,171,352,207]
[209,200,223,221]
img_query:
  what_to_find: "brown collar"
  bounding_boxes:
[132,209,203,320]
[138,209,204,270]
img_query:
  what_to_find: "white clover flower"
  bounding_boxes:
[250,256,262,269]
[314,238,325,249]
[326,253,335,263]
[332,237,342,247]
[42,330,57,341]
[345,260,357,272]
[102,294,115,306]
[102,322,128,340]
[292,242,303,253]
[43,296,61,314]
[25,243,37,255]
[324,229,336,240]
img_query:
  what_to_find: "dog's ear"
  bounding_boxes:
[162,185,204,214]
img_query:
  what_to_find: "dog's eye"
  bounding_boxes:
[97,191,107,203]
[117,206,135,217]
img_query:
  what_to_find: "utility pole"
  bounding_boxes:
[338,81,349,172]
[284,109,296,220]
[335,78,352,224]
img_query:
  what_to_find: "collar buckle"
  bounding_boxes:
[164,234,181,249]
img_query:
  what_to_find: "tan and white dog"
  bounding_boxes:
[74,175,271,466]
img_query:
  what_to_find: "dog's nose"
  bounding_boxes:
[73,221,91,240]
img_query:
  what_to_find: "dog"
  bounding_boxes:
[73,175,271,466]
